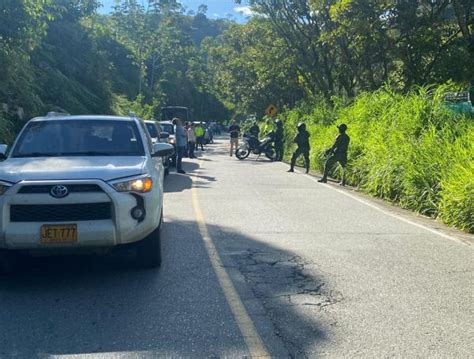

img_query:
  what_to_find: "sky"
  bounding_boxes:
[99,0,253,23]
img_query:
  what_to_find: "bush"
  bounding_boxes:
[282,85,474,233]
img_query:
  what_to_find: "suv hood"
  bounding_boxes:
[0,157,146,183]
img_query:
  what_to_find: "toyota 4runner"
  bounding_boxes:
[0,114,174,269]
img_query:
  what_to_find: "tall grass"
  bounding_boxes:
[283,85,474,233]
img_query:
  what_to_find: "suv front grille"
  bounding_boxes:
[18,184,103,194]
[10,203,112,222]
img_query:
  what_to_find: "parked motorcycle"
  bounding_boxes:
[235,131,277,161]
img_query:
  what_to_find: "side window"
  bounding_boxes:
[138,120,153,154]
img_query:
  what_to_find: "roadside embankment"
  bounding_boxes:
[282,86,473,233]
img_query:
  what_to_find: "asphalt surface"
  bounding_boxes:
[0,138,473,358]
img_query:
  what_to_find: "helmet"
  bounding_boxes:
[297,122,306,131]
[338,124,347,131]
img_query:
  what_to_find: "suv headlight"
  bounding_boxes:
[0,181,12,195]
[111,175,153,193]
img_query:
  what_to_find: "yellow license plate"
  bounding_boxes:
[41,224,77,243]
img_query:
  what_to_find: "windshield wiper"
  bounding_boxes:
[62,151,112,156]
[14,152,59,158]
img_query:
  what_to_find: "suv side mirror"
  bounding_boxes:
[0,144,8,159]
[159,132,170,140]
[152,143,174,157]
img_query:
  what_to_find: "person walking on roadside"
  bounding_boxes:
[195,123,205,151]
[288,122,310,174]
[187,123,197,159]
[274,119,285,161]
[183,122,190,158]
[172,118,187,174]
[249,121,260,139]
[228,121,240,157]
[318,124,350,186]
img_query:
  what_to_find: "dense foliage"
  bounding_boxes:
[1,0,472,231]
[282,86,473,232]
[0,0,232,138]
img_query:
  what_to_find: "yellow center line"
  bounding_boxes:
[191,162,270,358]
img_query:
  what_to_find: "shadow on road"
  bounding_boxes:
[0,219,329,357]
[164,160,216,193]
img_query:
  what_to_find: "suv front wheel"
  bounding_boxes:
[135,212,162,268]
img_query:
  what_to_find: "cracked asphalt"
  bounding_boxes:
[0,138,473,358]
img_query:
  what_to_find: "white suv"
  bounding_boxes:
[0,114,174,269]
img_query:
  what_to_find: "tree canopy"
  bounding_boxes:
[0,0,472,132]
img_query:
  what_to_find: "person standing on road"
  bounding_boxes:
[172,118,187,174]
[228,121,240,157]
[274,119,285,161]
[183,122,190,158]
[249,121,260,139]
[187,123,197,159]
[195,123,205,151]
[205,127,214,144]
[319,124,350,186]
[288,122,310,174]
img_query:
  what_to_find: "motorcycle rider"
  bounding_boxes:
[274,119,284,161]
[288,122,310,173]
[318,124,350,185]
[249,121,260,139]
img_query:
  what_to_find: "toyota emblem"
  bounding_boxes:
[50,185,69,198]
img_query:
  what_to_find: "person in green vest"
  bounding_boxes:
[195,123,205,151]
[262,118,274,136]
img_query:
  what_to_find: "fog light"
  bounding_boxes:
[131,207,146,221]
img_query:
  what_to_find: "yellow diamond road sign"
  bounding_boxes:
[266,104,278,117]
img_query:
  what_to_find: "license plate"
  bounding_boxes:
[41,224,77,244]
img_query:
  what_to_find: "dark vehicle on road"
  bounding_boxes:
[236,131,277,161]
[161,106,189,123]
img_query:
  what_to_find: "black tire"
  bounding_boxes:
[136,213,162,268]
[164,166,170,176]
[235,146,251,160]
[264,146,277,161]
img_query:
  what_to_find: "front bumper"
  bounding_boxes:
[0,179,162,250]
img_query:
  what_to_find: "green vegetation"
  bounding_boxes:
[0,0,232,137]
[282,86,473,232]
[1,0,472,231]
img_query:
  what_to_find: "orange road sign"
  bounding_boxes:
[265,104,278,117]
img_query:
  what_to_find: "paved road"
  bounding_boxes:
[0,138,472,358]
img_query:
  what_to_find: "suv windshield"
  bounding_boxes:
[12,119,145,157]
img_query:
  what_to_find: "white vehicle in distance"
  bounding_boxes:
[145,120,170,176]
[0,114,174,270]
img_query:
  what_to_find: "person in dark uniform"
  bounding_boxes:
[318,124,350,185]
[249,121,260,139]
[274,119,284,161]
[287,122,310,173]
